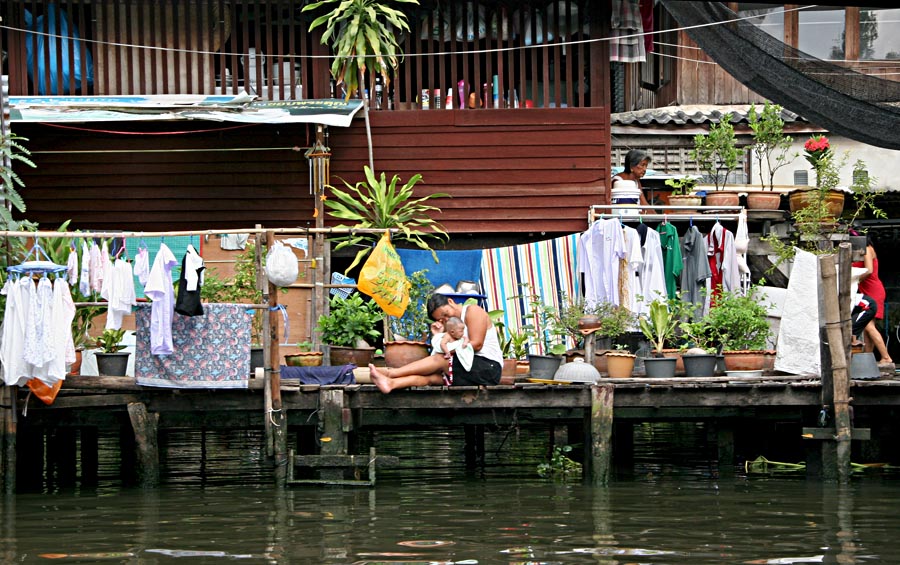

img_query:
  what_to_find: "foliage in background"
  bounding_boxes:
[664,176,698,196]
[325,166,449,273]
[638,298,689,354]
[748,102,796,191]
[703,287,771,351]
[387,269,434,341]
[317,293,384,347]
[0,131,35,229]
[304,0,418,170]
[545,295,636,349]
[536,444,582,480]
[690,112,739,190]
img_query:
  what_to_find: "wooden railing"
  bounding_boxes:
[0,0,604,108]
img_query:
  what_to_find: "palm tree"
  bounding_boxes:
[303,0,417,170]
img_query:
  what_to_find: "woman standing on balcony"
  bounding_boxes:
[852,233,893,369]
[611,149,651,213]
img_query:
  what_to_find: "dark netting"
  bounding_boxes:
[660,1,900,149]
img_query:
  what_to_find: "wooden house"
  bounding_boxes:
[0,0,615,245]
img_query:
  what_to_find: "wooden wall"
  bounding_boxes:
[330,108,611,235]
[14,108,610,238]
[675,31,766,106]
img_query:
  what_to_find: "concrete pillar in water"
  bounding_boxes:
[588,384,614,486]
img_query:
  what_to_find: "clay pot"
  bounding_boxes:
[577,315,602,331]
[329,345,376,367]
[746,192,783,210]
[667,195,703,213]
[704,191,740,208]
[284,352,324,367]
[502,358,518,377]
[661,349,685,375]
[605,351,635,378]
[788,189,844,218]
[723,350,776,372]
[383,340,430,368]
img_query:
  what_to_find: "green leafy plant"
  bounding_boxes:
[510,283,567,356]
[679,319,717,353]
[325,166,449,273]
[488,309,513,359]
[386,269,433,341]
[317,293,384,347]
[612,343,630,351]
[507,327,533,360]
[537,444,582,480]
[96,328,127,354]
[0,131,35,230]
[703,288,771,351]
[296,341,315,352]
[748,102,797,191]
[543,295,635,350]
[304,0,418,170]
[664,176,698,197]
[690,112,739,190]
[638,298,688,355]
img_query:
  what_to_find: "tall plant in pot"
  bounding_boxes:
[690,112,740,205]
[704,287,773,371]
[317,293,385,366]
[746,102,796,209]
[638,298,688,378]
[384,269,434,367]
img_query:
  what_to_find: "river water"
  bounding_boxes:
[3,423,900,564]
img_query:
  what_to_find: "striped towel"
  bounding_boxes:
[481,234,580,354]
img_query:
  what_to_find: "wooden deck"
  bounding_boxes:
[6,373,899,489]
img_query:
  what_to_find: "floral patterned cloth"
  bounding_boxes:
[135,303,252,388]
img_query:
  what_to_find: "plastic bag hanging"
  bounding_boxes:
[265,240,299,287]
[357,233,410,318]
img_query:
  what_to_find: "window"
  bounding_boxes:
[737,3,784,41]
[798,7,845,60]
[859,8,900,60]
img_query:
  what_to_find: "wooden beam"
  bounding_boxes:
[127,402,159,488]
[820,248,853,483]
[319,389,347,482]
[588,384,614,486]
[0,386,15,494]
[802,427,871,441]
[845,8,860,61]
[292,453,399,468]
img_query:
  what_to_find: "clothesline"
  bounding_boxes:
[589,204,745,225]
[0,227,394,239]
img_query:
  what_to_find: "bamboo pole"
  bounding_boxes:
[0,227,393,239]
[820,250,852,483]
[265,229,288,487]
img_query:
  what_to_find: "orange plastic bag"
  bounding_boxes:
[357,233,410,318]
[27,378,63,405]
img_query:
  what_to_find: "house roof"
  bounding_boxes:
[7,94,364,128]
[611,104,805,127]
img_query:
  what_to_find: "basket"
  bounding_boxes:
[330,272,356,299]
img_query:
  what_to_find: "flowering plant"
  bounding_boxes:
[803,135,832,170]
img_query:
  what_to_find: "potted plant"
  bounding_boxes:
[678,319,719,377]
[664,176,703,212]
[489,309,520,377]
[638,298,688,378]
[325,168,450,274]
[317,293,384,366]
[284,341,324,367]
[746,101,796,210]
[605,344,636,379]
[690,112,740,205]
[704,287,773,371]
[384,269,434,367]
[94,328,130,376]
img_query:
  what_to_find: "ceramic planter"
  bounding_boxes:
[746,192,782,210]
[329,345,376,367]
[284,352,324,367]
[605,351,635,378]
[723,350,776,372]
[788,189,844,219]
[682,354,718,377]
[704,191,741,208]
[383,340,430,368]
[667,194,703,213]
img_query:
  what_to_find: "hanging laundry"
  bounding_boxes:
[144,243,178,356]
[24,276,55,367]
[621,225,644,312]
[30,277,76,385]
[79,240,91,297]
[634,227,667,316]
[101,257,137,330]
[220,233,250,250]
[734,211,751,294]
[174,244,206,317]
[134,246,150,287]
[705,222,740,306]
[656,222,682,300]
[681,225,712,318]
[610,0,646,63]
[89,241,102,293]
[578,217,626,306]
[66,245,78,286]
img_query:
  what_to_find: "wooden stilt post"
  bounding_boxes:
[127,402,159,488]
[0,386,16,494]
[80,427,99,487]
[464,424,485,471]
[318,389,347,482]
[265,229,288,488]
[716,424,735,478]
[588,384,614,486]
[820,248,852,483]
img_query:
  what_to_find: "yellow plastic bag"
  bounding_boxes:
[357,234,410,318]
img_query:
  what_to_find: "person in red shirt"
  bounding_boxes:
[852,233,893,368]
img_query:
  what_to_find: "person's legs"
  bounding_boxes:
[380,354,448,378]
[863,320,893,364]
[369,365,443,393]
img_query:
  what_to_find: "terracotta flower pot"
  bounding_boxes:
[502,358,518,377]
[383,340,430,368]
[746,192,782,210]
[704,191,740,208]
[667,195,703,213]
[723,350,776,372]
[605,351,635,378]
[284,352,324,367]
[329,345,376,367]
[788,189,844,219]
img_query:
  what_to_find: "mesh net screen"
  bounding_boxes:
[660,1,900,149]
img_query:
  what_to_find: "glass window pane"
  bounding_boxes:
[737,4,784,41]
[799,8,846,60]
[859,8,900,60]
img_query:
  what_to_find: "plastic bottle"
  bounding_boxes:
[374,76,383,110]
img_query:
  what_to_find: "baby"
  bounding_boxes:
[430,316,474,385]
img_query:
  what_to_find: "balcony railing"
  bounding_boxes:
[0,0,603,109]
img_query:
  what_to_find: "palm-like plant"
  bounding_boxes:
[325,166,449,272]
[0,131,35,229]
[304,0,418,170]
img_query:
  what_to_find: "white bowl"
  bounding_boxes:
[725,370,763,378]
